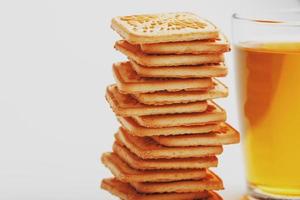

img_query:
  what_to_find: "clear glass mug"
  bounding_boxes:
[232,10,300,199]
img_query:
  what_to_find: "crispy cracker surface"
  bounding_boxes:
[130,171,223,193]
[113,142,218,170]
[152,123,240,146]
[106,84,208,116]
[115,40,224,67]
[101,152,207,182]
[111,12,219,44]
[113,61,213,93]
[132,101,226,128]
[132,79,228,105]
[118,116,220,136]
[140,34,230,54]
[115,127,223,159]
[131,60,228,78]
[102,178,224,200]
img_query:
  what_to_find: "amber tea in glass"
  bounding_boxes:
[233,10,300,199]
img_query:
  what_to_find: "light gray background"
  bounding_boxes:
[0,0,299,199]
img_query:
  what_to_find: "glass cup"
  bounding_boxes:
[232,10,300,199]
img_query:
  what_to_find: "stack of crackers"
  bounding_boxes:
[101,12,240,200]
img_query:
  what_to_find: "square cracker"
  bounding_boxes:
[132,101,226,128]
[106,84,207,116]
[101,178,223,200]
[130,170,223,193]
[152,123,240,147]
[113,142,218,170]
[111,12,219,44]
[118,116,219,137]
[115,127,223,159]
[140,34,230,54]
[101,152,207,183]
[113,61,213,94]
[115,40,224,67]
[132,79,228,105]
[130,60,228,78]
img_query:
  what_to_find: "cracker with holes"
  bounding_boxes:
[111,12,219,44]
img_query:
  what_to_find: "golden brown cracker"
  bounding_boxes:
[130,171,223,193]
[152,123,240,147]
[101,178,223,200]
[132,101,226,128]
[132,79,228,105]
[106,84,208,116]
[111,12,219,44]
[101,152,207,182]
[131,60,228,78]
[113,61,213,94]
[115,40,224,67]
[113,142,218,170]
[118,116,219,137]
[115,127,223,159]
[140,35,230,54]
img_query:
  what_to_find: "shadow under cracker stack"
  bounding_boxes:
[101,12,240,200]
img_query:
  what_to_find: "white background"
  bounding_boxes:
[0,0,299,199]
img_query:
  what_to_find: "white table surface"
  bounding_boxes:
[1,0,299,199]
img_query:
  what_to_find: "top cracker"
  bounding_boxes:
[111,12,219,44]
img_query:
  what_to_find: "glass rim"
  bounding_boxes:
[232,9,300,27]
